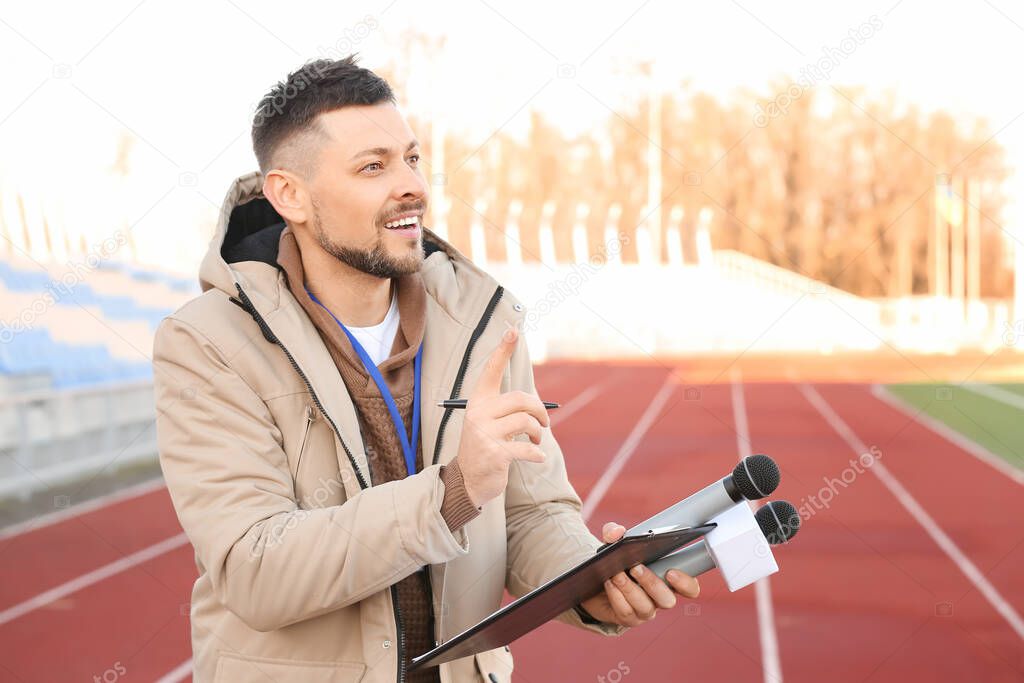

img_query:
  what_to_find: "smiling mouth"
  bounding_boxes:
[384,216,421,230]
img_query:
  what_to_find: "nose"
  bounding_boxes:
[393,160,429,204]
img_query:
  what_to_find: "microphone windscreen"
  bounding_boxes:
[732,454,780,500]
[756,500,801,544]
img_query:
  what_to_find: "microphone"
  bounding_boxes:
[626,454,781,536]
[755,499,802,545]
[647,501,800,590]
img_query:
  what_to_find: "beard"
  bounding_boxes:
[312,202,423,279]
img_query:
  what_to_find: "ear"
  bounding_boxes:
[262,170,310,224]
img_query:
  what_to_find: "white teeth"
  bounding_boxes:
[385,216,419,229]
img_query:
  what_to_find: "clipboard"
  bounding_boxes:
[409,522,717,670]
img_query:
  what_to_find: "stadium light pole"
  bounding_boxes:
[966,179,980,303]
[951,175,966,317]
[934,176,949,298]
[646,61,662,266]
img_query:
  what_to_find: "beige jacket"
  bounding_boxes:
[152,171,624,683]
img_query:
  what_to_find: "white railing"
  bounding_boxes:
[489,251,1013,360]
[876,296,1011,354]
[489,254,886,360]
[0,380,157,499]
[712,250,878,316]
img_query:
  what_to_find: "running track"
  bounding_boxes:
[1,363,1022,682]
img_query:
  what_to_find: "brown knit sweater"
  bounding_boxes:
[277,227,480,680]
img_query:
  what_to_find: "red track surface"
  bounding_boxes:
[1,364,1022,682]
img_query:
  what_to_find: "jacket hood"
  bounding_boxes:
[198,171,504,325]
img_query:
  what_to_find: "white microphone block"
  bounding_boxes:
[704,503,778,592]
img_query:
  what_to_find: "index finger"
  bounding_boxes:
[473,326,518,397]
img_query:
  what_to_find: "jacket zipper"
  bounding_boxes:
[421,567,439,651]
[234,285,370,491]
[431,286,504,467]
[424,285,505,662]
[236,282,506,683]
[295,404,314,477]
[391,584,407,682]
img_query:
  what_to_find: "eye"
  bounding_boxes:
[407,154,420,164]
[361,161,383,173]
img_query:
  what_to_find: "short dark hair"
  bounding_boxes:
[251,55,395,177]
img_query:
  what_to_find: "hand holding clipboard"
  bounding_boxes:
[410,522,716,671]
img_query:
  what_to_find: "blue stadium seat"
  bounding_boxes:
[1,258,171,389]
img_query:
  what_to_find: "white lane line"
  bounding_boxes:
[870,385,1024,486]
[0,532,189,626]
[0,477,168,541]
[730,373,752,460]
[801,383,1024,642]
[962,382,1024,411]
[156,659,192,683]
[582,374,675,521]
[754,580,782,683]
[731,371,784,683]
[550,380,611,429]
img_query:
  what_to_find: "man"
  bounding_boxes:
[153,55,700,683]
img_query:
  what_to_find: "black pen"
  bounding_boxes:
[437,399,560,410]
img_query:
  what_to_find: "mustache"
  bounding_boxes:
[379,201,427,225]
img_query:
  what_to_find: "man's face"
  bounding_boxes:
[304,103,429,278]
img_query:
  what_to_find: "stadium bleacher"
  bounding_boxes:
[0,254,194,497]
[0,257,194,391]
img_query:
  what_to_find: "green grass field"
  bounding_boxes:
[885,383,1024,472]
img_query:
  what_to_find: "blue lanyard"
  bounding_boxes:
[305,287,422,478]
